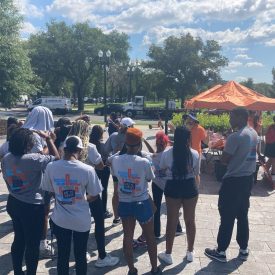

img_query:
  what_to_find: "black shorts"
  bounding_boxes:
[164,178,198,199]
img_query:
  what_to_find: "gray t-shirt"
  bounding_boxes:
[105,132,125,155]
[2,153,55,204]
[41,159,103,232]
[223,126,258,178]
[0,141,9,159]
[111,154,155,202]
[31,133,47,153]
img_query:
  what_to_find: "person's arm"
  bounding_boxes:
[88,144,104,170]
[143,138,155,153]
[220,134,237,166]
[36,131,60,160]
[167,122,175,133]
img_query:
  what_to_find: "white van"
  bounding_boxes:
[28,97,72,114]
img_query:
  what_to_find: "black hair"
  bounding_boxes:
[7,117,18,128]
[89,125,104,153]
[231,107,249,122]
[119,143,142,156]
[55,117,72,128]
[7,124,20,141]
[172,126,192,179]
[110,112,117,120]
[273,116,275,123]
[9,128,34,156]
[64,136,82,154]
[55,125,71,148]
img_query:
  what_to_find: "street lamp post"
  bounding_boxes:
[98,49,111,123]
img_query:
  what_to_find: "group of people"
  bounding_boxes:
[0,106,260,275]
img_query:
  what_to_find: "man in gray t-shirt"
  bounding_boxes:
[205,108,258,263]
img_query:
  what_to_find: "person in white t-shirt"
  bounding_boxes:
[158,126,199,265]
[68,120,119,268]
[41,136,103,275]
[110,128,161,275]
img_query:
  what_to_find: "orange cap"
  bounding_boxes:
[125,128,143,146]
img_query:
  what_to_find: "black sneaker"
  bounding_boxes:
[204,248,227,263]
[128,267,138,275]
[151,267,162,274]
[112,218,121,226]
[238,249,249,261]
[104,210,113,219]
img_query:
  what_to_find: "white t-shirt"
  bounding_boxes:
[41,159,103,232]
[160,147,200,180]
[0,141,9,159]
[87,143,102,166]
[111,154,155,202]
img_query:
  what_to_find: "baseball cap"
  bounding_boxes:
[121,117,135,127]
[64,136,84,150]
[187,113,199,123]
[125,128,143,146]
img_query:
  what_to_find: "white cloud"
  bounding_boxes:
[245,62,264,67]
[265,39,275,46]
[235,76,248,82]
[223,69,237,74]
[235,54,252,60]
[14,0,44,18]
[233,48,249,54]
[228,61,243,68]
[21,22,38,36]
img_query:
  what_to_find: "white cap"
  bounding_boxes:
[120,117,135,127]
[64,136,84,149]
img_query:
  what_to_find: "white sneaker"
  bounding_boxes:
[86,252,91,262]
[94,254,120,268]
[186,251,194,262]
[158,251,173,265]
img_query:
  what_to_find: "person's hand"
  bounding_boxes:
[76,114,90,123]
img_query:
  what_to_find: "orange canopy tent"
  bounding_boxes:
[185,81,275,111]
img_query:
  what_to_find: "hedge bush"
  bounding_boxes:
[172,112,274,133]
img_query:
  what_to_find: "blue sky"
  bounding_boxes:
[17,0,275,84]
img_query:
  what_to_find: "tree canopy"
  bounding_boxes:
[147,33,228,104]
[28,22,130,110]
[0,0,36,107]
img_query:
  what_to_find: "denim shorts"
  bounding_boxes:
[164,178,198,199]
[118,199,153,224]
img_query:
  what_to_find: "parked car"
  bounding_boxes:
[94,104,124,116]
[28,97,72,114]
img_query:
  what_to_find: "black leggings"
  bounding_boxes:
[51,220,89,275]
[89,196,106,259]
[96,166,110,213]
[7,195,44,275]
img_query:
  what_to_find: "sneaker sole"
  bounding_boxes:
[158,255,173,265]
[204,251,226,263]
[95,260,120,268]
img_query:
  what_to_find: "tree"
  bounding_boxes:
[146,33,228,104]
[240,77,254,89]
[0,0,36,107]
[28,22,130,111]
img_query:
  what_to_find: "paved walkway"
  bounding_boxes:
[0,127,275,274]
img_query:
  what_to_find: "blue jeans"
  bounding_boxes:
[118,198,153,224]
